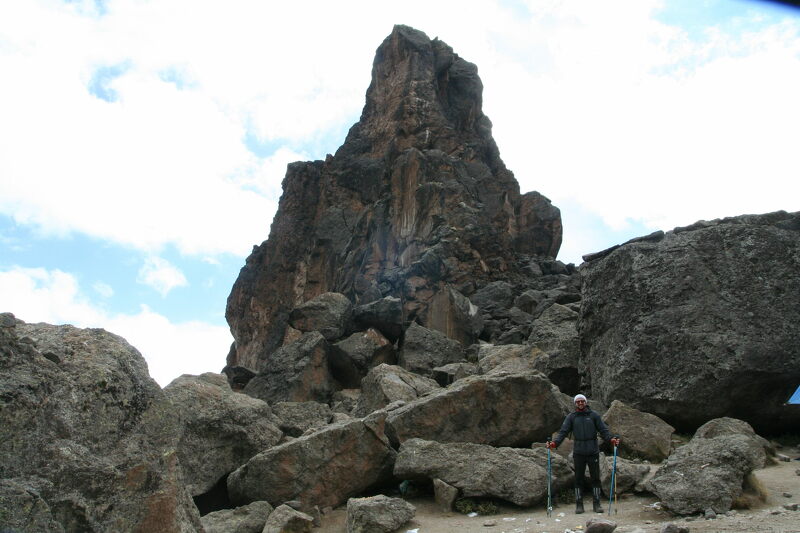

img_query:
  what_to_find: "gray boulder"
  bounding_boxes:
[345,495,416,533]
[227,415,396,509]
[0,478,64,533]
[475,344,542,375]
[164,373,283,496]
[288,292,353,341]
[330,328,396,388]
[527,303,581,395]
[272,401,333,437]
[0,315,202,532]
[386,371,569,447]
[243,332,337,404]
[353,296,403,342]
[601,400,674,462]
[399,322,464,376]
[693,417,773,465]
[585,517,618,533]
[262,504,313,533]
[471,281,514,312]
[200,501,273,533]
[647,432,767,514]
[431,362,477,386]
[580,211,800,434]
[599,454,652,495]
[394,438,573,507]
[355,364,440,417]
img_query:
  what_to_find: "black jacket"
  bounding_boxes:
[553,408,612,455]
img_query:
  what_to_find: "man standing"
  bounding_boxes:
[547,394,620,514]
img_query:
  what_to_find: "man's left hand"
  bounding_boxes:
[610,437,620,447]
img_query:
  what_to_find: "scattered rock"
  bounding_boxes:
[585,516,617,532]
[660,524,690,533]
[345,494,415,533]
[783,503,799,511]
[433,478,460,511]
[200,501,273,533]
[262,504,314,533]
[704,508,717,519]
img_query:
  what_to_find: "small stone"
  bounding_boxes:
[783,503,799,511]
[483,519,497,526]
[704,508,717,519]
[794,469,800,476]
[777,454,791,462]
[770,509,783,515]
[783,492,793,498]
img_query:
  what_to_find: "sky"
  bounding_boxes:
[1,0,799,394]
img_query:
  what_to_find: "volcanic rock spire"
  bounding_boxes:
[226,25,562,371]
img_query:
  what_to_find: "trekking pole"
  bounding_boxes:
[546,440,553,517]
[608,445,618,516]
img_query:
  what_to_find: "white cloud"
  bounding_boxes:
[137,256,188,297]
[93,280,114,298]
[0,0,798,265]
[0,266,230,386]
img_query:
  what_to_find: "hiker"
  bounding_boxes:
[546,394,620,514]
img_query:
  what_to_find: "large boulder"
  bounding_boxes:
[346,495,416,533]
[330,328,396,388]
[647,431,766,514]
[601,400,674,462]
[352,296,404,343]
[227,415,396,510]
[0,315,202,532]
[226,25,562,372]
[475,344,541,375]
[385,371,569,447]
[288,292,353,341]
[527,303,581,395]
[271,401,333,438]
[399,322,464,376]
[580,211,800,434]
[354,364,440,417]
[693,417,773,463]
[394,438,573,507]
[243,332,337,404]
[164,373,283,497]
[200,501,273,533]
[599,454,652,495]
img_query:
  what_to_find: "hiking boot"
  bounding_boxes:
[575,488,584,514]
[592,487,604,513]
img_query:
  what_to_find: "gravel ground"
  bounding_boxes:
[316,451,800,533]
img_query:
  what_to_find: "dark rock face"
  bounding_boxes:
[0,315,202,532]
[226,24,562,372]
[579,211,800,434]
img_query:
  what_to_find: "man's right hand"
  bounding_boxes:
[546,441,557,449]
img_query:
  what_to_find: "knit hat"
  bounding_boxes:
[573,394,587,403]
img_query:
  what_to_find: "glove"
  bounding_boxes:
[610,437,620,447]
[546,440,557,449]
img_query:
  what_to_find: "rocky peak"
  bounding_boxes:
[339,25,499,168]
[226,26,562,372]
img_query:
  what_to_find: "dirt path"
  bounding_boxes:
[317,454,800,533]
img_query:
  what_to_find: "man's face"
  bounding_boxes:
[575,399,587,410]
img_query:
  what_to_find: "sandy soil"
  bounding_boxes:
[317,452,800,533]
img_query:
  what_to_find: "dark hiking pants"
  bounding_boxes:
[573,453,601,490]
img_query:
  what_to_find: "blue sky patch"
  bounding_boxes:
[88,61,131,102]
